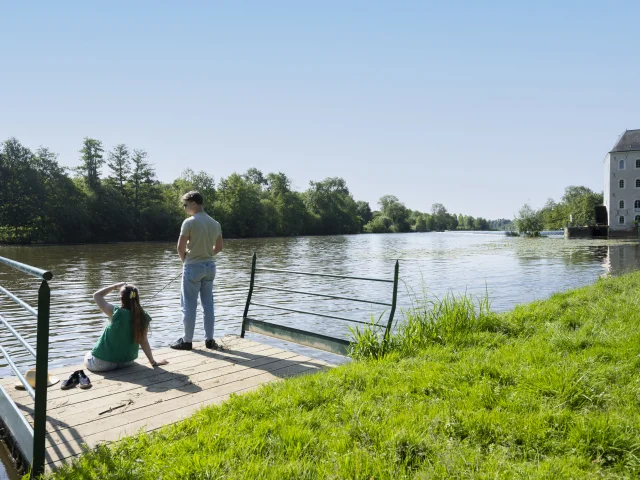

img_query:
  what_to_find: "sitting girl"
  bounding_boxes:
[85,282,168,372]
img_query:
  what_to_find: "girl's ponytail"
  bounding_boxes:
[123,285,148,344]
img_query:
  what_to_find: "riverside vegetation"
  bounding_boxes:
[1,136,512,244]
[40,271,640,479]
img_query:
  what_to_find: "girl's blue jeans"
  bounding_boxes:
[181,261,216,342]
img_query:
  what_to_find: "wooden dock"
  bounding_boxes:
[0,335,329,472]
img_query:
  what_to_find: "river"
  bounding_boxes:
[1,232,639,378]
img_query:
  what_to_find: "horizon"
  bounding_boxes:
[2,1,638,219]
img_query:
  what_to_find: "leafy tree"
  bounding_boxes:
[562,186,602,226]
[216,173,264,237]
[425,214,435,231]
[0,138,39,238]
[265,172,306,236]
[489,218,515,230]
[34,147,89,242]
[243,168,267,188]
[475,217,490,230]
[378,195,410,232]
[431,203,448,231]
[515,203,543,236]
[364,215,392,233]
[304,177,360,234]
[356,201,373,231]
[174,168,216,207]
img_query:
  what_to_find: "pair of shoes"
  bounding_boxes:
[205,339,220,350]
[170,338,192,350]
[61,370,91,390]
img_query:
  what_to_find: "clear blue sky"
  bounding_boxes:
[2,1,638,219]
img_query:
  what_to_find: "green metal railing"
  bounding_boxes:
[0,256,52,478]
[241,253,399,355]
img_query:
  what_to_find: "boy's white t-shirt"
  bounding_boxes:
[180,212,221,264]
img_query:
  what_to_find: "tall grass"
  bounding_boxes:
[350,288,511,359]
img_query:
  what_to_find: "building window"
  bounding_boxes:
[619,216,625,225]
[635,215,640,223]
[620,200,625,209]
[636,179,640,188]
[620,179,625,188]
[635,200,640,209]
[636,159,640,168]
[620,159,626,170]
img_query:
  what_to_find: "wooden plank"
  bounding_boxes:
[0,337,254,389]
[42,344,286,413]
[44,354,324,449]
[1,335,269,391]
[46,362,319,467]
[7,338,279,405]
[29,348,303,431]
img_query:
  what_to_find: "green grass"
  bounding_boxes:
[42,272,640,479]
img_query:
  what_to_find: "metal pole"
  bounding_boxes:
[384,261,399,342]
[241,252,257,338]
[31,280,50,479]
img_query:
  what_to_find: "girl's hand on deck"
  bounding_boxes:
[155,359,169,366]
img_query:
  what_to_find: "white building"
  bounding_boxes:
[604,129,640,232]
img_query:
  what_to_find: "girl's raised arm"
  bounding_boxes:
[92,282,125,319]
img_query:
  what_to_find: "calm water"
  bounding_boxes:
[1,232,640,377]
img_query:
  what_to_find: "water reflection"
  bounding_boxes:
[604,243,640,276]
[0,233,638,376]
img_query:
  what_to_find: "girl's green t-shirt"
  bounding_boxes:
[91,307,150,363]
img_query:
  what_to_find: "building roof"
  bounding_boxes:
[611,129,640,153]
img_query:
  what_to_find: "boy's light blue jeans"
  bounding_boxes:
[181,261,216,342]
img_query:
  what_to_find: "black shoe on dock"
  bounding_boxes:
[61,372,79,390]
[77,370,92,389]
[170,338,192,350]
[205,339,219,350]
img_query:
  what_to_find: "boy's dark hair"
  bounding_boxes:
[182,191,204,205]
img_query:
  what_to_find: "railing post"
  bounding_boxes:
[31,280,50,479]
[241,252,257,338]
[384,260,399,342]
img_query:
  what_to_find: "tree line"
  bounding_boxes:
[0,137,503,244]
[515,186,603,236]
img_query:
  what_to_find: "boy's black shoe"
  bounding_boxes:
[77,370,92,389]
[205,339,220,350]
[170,338,192,350]
[61,372,79,390]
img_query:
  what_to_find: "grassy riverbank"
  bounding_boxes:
[43,272,640,479]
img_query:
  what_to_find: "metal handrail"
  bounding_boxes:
[256,285,393,307]
[255,267,393,283]
[0,285,38,317]
[0,256,52,281]
[0,346,35,400]
[0,254,52,478]
[0,314,36,358]
[250,301,382,327]
[241,253,399,355]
